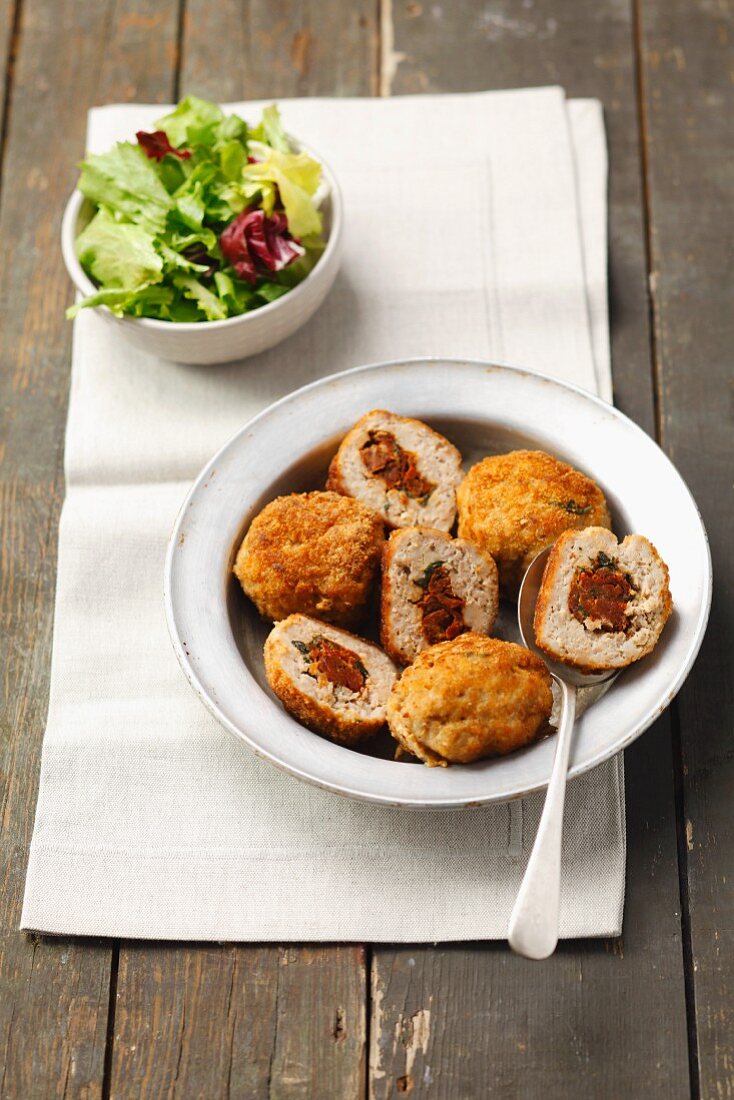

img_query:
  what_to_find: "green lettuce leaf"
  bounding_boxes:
[242,150,322,237]
[75,207,163,291]
[172,273,228,321]
[155,95,224,149]
[78,142,172,233]
[213,270,257,313]
[249,104,290,153]
[66,287,136,319]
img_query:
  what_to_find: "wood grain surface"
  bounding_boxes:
[638,1,734,1095]
[0,0,730,1096]
[0,1,178,1096]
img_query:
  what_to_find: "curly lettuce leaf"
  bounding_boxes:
[78,143,172,233]
[242,149,322,237]
[75,208,163,291]
[154,95,224,149]
[249,104,290,153]
[172,273,228,321]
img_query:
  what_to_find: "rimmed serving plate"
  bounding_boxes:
[164,359,711,808]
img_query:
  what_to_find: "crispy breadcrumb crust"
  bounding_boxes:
[386,634,553,766]
[379,534,404,665]
[533,528,673,672]
[233,491,384,625]
[457,449,611,596]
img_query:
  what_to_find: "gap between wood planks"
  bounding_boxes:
[101,941,120,1100]
[631,2,700,1096]
[0,0,22,196]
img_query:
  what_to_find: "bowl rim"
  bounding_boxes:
[164,357,713,809]
[60,138,343,331]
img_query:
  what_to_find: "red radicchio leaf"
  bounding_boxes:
[219,209,305,285]
[136,130,192,162]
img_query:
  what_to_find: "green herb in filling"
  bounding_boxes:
[413,560,446,590]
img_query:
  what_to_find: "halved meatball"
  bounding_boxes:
[327,410,463,531]
[457,449,612,596]
[380,527,499,666]
[234,491,384,625]
[264,614,399,745]
[533,526,672,672]
[386,634,553,767]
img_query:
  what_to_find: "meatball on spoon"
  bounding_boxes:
[508,546,617,961]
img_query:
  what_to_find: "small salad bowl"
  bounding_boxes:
[61,144,343,366]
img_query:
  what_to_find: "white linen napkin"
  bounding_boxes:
[21,88,625,940]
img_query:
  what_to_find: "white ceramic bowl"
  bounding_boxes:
[165,359,712,808]
[61,145,343,365]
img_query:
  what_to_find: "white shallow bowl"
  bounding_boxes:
[61,144,343,365]
[165,359,712,808]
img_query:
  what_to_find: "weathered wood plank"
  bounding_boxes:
[369,2,690,1095]
[180,0,379,100]
[0,0,179,1095]
[107,6,377,1097]
[638,0,734,1095]
[110,944,366,1099]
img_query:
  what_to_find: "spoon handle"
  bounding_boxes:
[507,679,577,960]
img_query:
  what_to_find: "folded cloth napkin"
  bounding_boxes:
[21,88,625,941]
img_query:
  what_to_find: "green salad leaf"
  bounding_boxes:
[68,98,327,324]
[78,142,172,233]
[75,208,163,291]
[242,149,322,237]
[154,95,225,149]
[249,104,290,153]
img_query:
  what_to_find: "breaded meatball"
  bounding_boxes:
[264,614,399,746]
[534,526,672,672]
[386,634,553,767]
[327,409,463,530]
[457,450,611,595]
[234,491,384,625]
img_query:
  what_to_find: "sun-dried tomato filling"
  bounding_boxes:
[360,430,435,502]
[415,562,466,645]
[293,636,367,694]
[569,562,634,633]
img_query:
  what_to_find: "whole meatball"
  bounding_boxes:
[457,450,611,595]
[234,491,385,625]
[387,634,553,766]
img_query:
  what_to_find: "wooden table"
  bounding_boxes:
[0,1,731,1096]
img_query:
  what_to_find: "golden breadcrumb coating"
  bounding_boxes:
[234,491,385,625]
[386,634,553,766]
[457,450,611,595]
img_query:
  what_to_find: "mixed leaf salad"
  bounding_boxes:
[68,97,327,323]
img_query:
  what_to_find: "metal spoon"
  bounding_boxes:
[507,546,617,960]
